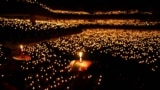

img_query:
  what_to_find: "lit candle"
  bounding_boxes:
[79,52,83,62]
[20,45,24,56]
[20,45,23,52]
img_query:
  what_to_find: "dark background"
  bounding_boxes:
[38,0,159,10]
[0,0,160,17]
[0,0,159,11]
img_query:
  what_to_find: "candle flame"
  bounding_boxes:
[20,45,23,53]
[79,52,83,62]
[20,45,23,49]
[79,52,83,58]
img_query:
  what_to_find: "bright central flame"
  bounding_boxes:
[20,45,23,49]
[79,52,83,62]
[79,52,83,58]
[20,45,23,51]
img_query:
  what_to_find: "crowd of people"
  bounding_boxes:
[1,16,160,43]
[22,28,160,89]
[0,28,160,89]
[0,17,81,43]
[0,0,160,90]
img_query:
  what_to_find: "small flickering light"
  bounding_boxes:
[20,45,23,52]
[78,52,83,62]
[20,45,24,56]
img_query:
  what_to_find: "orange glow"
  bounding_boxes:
[69,60,92,72]
[79,52,83,58]
[78,52,83,62]
[20,45,23,51]
[13,55,31,61]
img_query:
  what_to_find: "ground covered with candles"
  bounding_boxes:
[0,29,160,90]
